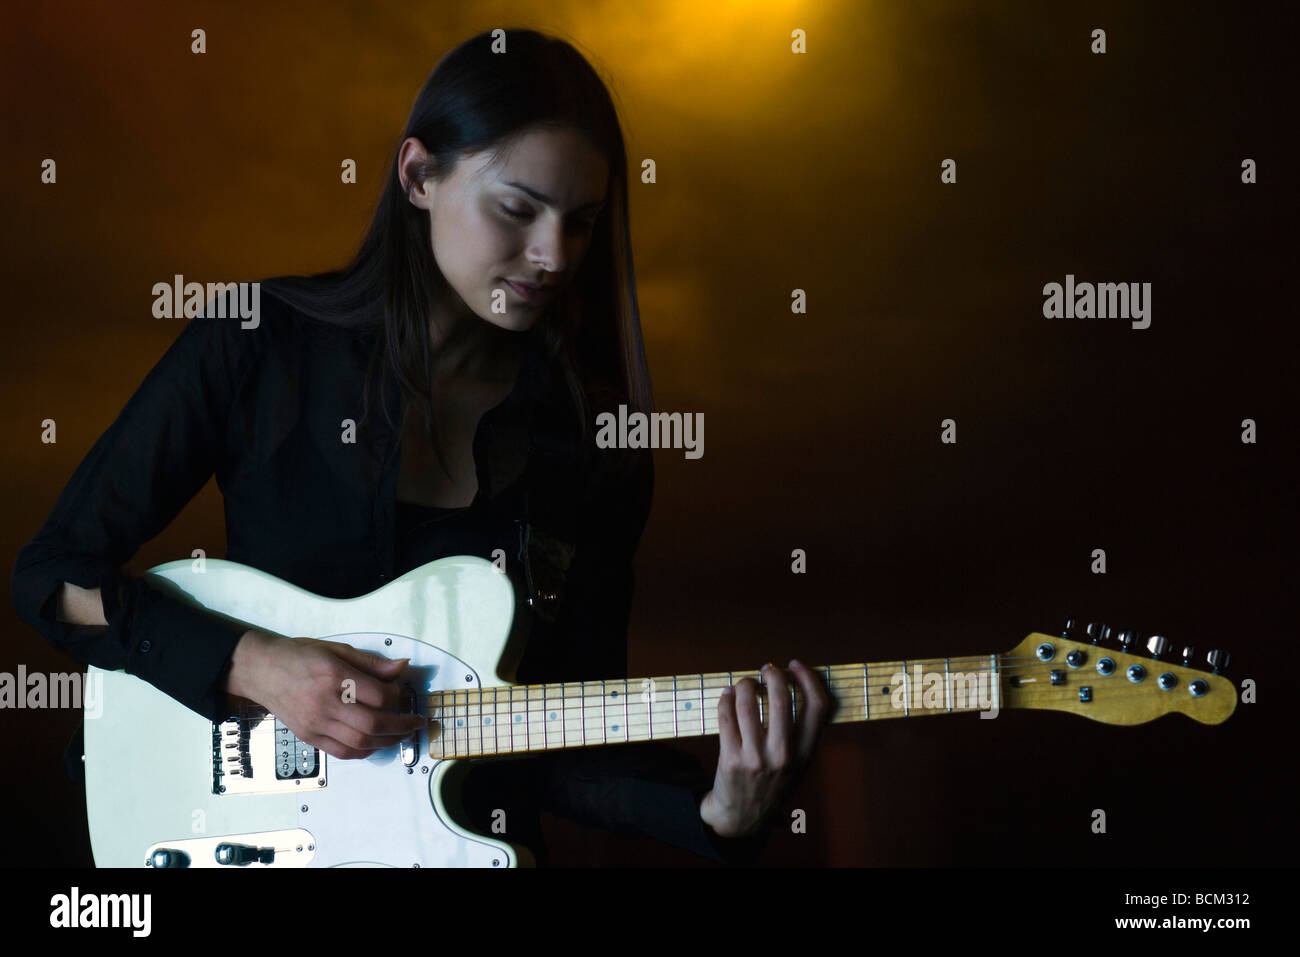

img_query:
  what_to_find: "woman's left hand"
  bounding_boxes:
[699,659,832,839]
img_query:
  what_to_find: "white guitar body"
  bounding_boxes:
[84,556,530,869]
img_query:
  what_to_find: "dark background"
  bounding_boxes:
[1,0,1294,867]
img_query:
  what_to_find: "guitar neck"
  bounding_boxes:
[426,655,1002,758]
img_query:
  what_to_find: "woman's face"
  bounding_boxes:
[402,126,610,333]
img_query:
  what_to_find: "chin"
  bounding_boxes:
[482,309,538,333]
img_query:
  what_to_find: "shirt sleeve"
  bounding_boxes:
[10,313,263,724]
[529,444,777,865]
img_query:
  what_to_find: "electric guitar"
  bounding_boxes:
[83,556,1236,867]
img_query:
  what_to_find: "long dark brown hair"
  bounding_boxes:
[259,27,652,471]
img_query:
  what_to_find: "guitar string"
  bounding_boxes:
[228,657,1220,729]
[418,663,1225,756]
[226,655,1223,758]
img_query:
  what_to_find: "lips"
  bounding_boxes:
[504,279,556,301]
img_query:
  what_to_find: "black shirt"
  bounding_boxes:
[10,290,770,865]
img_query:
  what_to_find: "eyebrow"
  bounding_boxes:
[503,181,607,213]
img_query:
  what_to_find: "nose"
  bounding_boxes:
[525,218,581,276]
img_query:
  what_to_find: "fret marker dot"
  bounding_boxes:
[457,719,464,726]
[684,701,692,710]
[549,712,557,720]
[612,724,619,732]
[515,715,522,722]
[484,717,491,725]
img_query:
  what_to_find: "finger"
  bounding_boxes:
[333,700,426,739]
[336,670,412,713]
[715,684,742,760]
[322,713,413,754]
[789,660,831,761]
[303,731,375,761]
[731,677,764,765]
[325,642,412,682]
[759,663,792,766]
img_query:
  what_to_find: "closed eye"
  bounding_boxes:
[500,205,598,231]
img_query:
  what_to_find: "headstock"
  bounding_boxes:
[1001,619,1237,726]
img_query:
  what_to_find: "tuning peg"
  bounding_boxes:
[1116,629,1136,653]
[1207,650,1231,675]
[1061,618,1076,640]
[1086,622,1109,645]
[1146,635,1170,660]
[1181,645,1197,668]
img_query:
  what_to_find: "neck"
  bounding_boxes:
[426,654,1004,758]
[427,285,525,384]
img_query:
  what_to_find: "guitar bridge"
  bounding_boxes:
[212,711,327,796]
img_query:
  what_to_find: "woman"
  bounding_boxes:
[12,28,829,866]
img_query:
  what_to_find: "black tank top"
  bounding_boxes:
[392,477,527,576]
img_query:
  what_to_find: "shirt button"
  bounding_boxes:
[139,640,152,653]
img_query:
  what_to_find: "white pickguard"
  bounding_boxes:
[83,556,527,868]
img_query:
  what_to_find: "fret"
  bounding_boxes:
[533,683,541,751]
[699,674,705,735]
[757,669,764,727]
[944,658,952,713]
[547,683,553,750]
[454,689,462,756]
[508,685,514,753]
[647,677,653,741]
[672,675,678,739]
[902,660,910,717]
[989,654,1000,712]
[862,663,868,721]
[622,678,629,742]
[432,692,441,758]
[433,692,441,758]
[601,679,607,743]
[580,680,586,747]
[790,683,796,722]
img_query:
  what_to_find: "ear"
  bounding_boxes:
[398,137,435,209]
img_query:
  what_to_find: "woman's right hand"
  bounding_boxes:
[225,629,427,760]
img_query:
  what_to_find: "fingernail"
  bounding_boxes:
[790,659,802,668]
[720,686,733,696]
[761,662,773,671]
